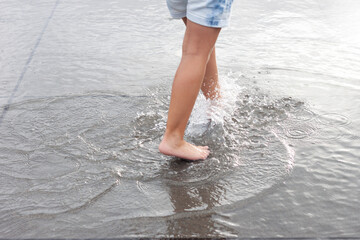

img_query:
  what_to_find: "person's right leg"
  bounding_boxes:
[159,19,221,161]
[182,17,221,100]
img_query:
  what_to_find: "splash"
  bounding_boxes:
[0,72,335,218]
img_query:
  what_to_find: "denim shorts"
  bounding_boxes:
[166,0,234,28]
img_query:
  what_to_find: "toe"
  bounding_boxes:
[202,150,210,159]
[198,145,209,149]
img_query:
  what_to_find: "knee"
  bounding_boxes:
[182,43,213,62]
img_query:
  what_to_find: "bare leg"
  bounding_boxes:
[183,18,221,100]
[201,48,221,100]
[159,19,221,161]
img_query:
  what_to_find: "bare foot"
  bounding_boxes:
[159,138,210,161]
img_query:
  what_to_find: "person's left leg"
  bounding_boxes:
[201,48,221,100]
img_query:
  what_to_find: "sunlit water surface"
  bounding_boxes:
[0,0,359,238]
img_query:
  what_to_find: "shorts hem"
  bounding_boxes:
[187,12,230,28]
[169,11,186,19]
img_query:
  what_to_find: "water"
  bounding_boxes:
[0,0,359,238]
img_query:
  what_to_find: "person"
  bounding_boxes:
[159,0,234,161]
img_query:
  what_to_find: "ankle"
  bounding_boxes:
[161,130,184,146]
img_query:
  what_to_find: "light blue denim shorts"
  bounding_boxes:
[166,0,234,28]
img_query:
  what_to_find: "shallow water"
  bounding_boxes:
[0,0,359,238]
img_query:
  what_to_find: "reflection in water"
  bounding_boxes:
[163,160,225,236]
[166,161,222,212]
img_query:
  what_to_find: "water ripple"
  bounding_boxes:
[0,77,354,220]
